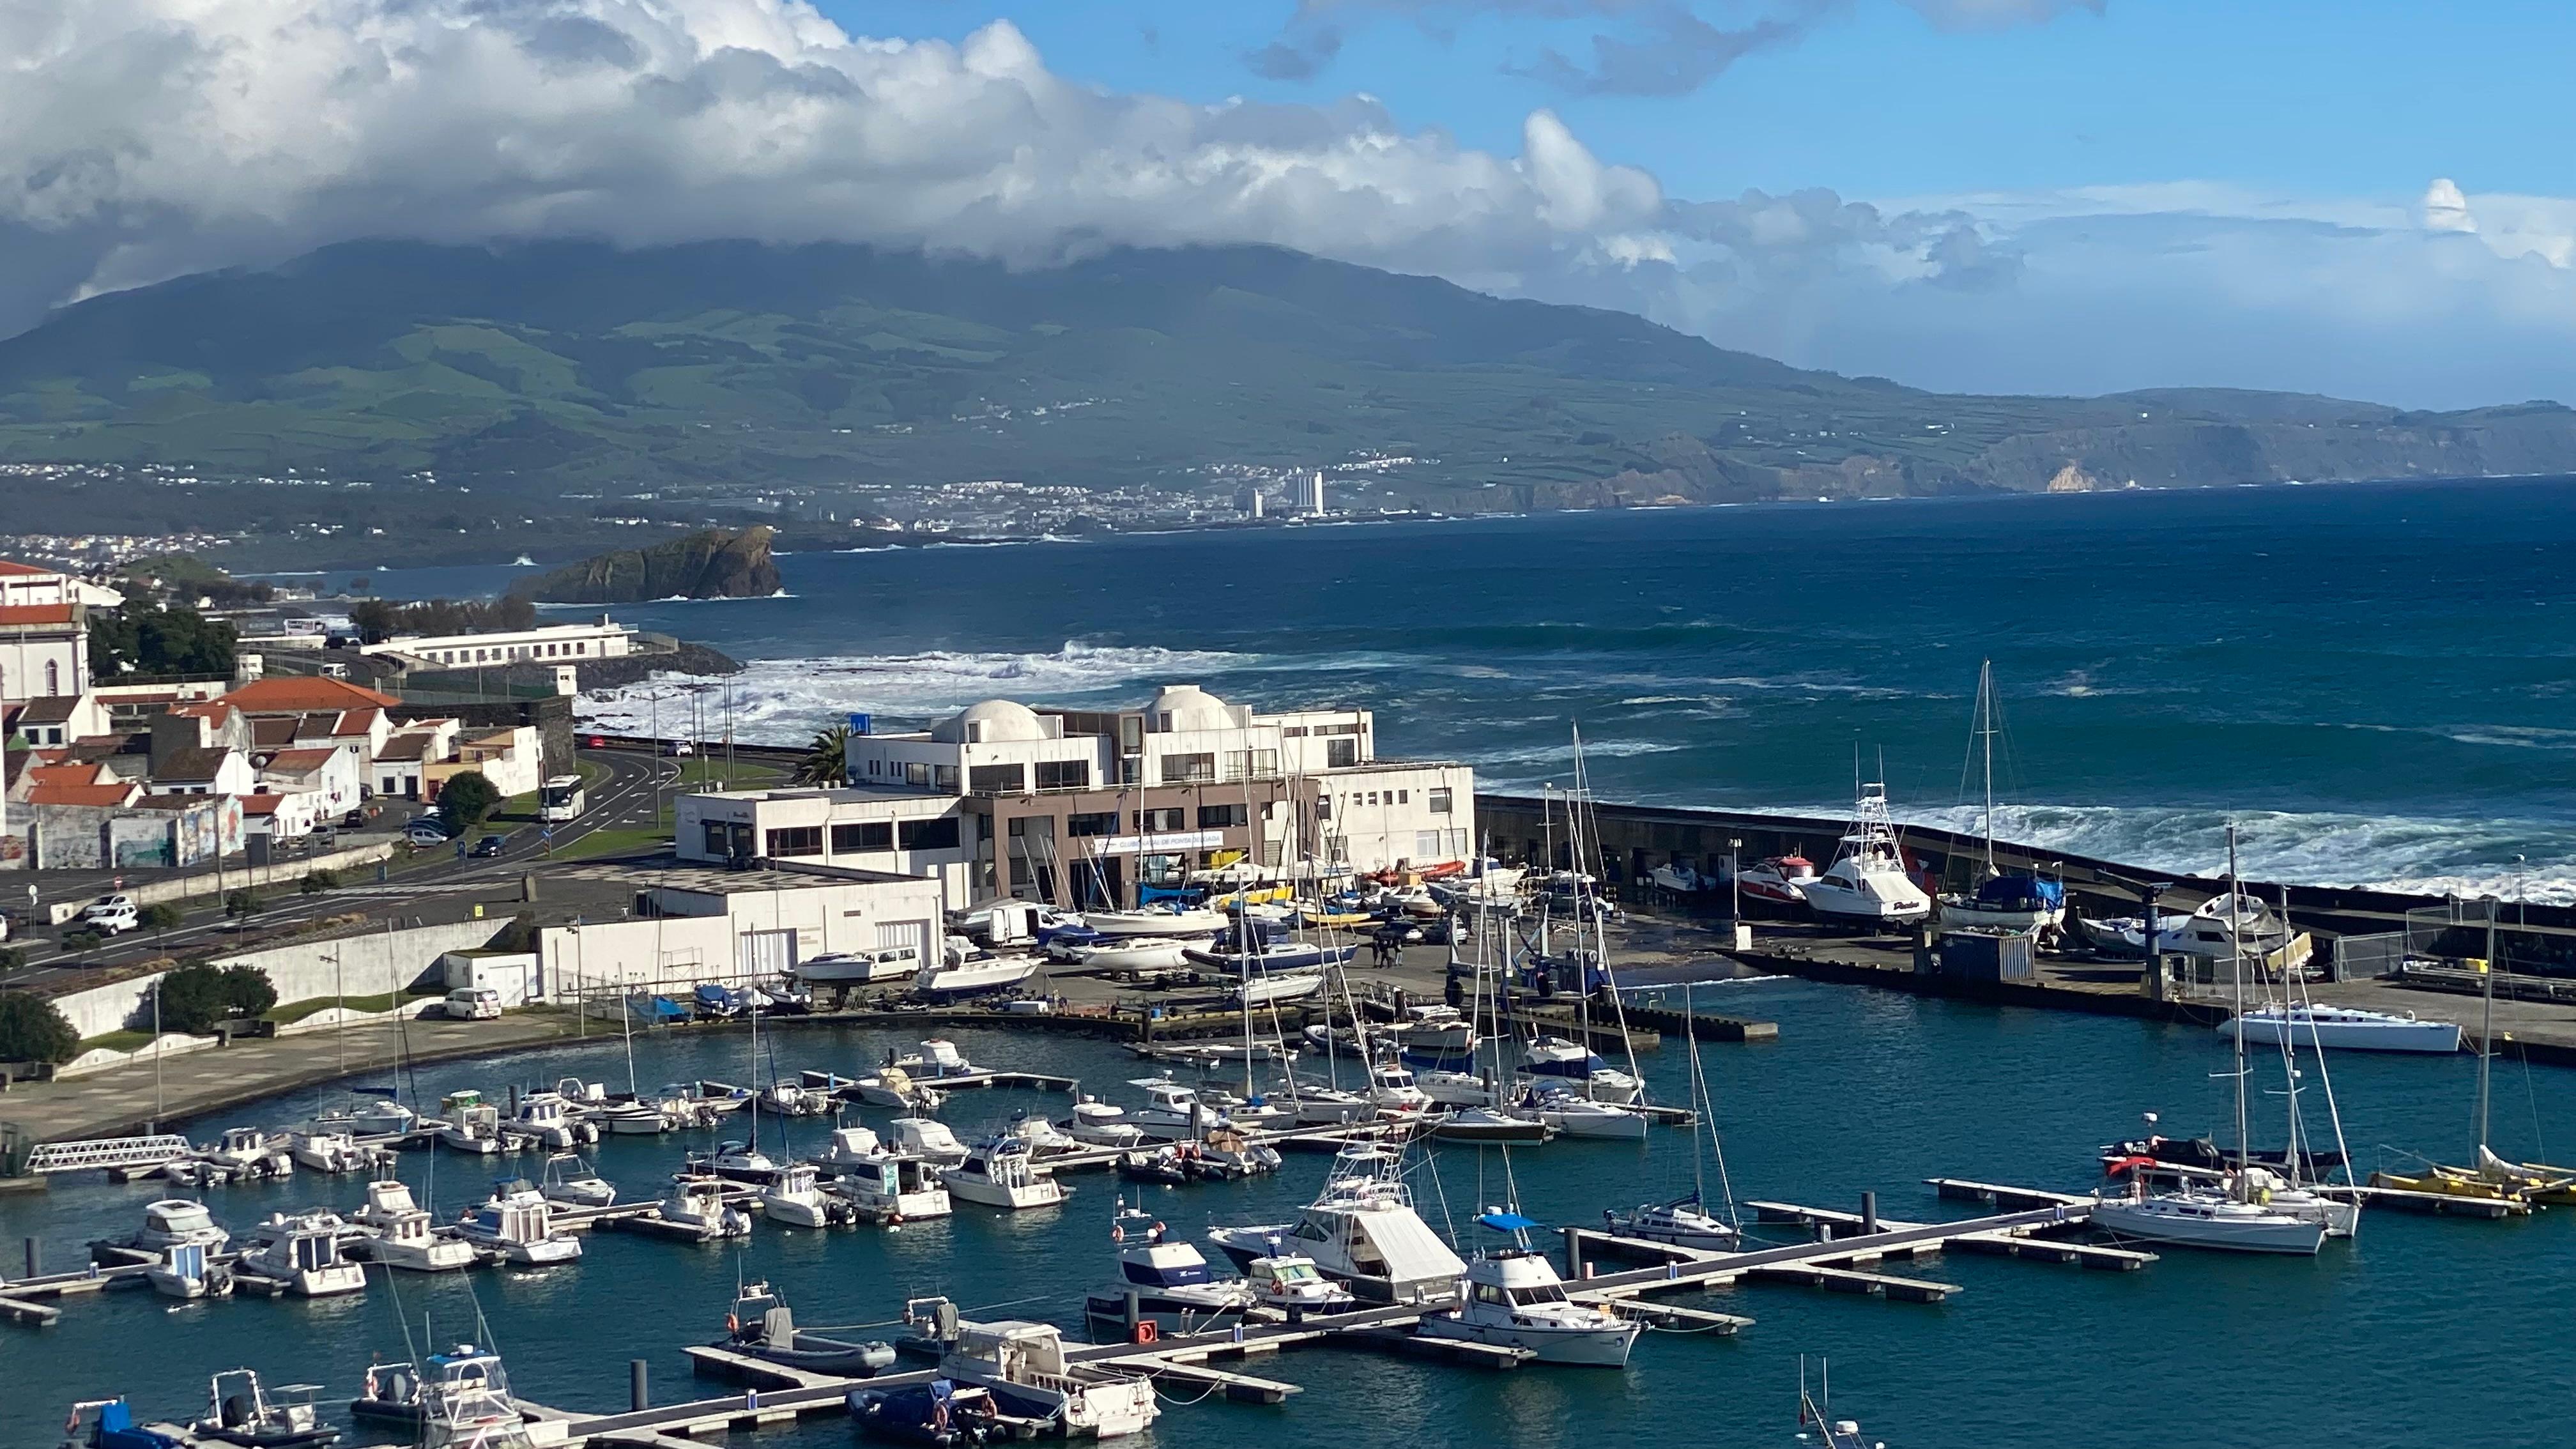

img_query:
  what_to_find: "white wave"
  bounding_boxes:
[1467,739,1687,768]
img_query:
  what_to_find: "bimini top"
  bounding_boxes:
[931,699,1049,745]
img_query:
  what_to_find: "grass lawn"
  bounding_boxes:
[78,1029,156,1052]
[553,825,668,861]
[265,990,411,1025]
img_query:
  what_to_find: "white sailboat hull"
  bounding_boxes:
[2090,1197,2326,1254]
[1415,1313,1640,1366]
[2220,1010,2461,1055]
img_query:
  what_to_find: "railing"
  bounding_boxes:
[24,1133,193,1174]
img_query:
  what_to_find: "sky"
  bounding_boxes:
[5,0,2575,408]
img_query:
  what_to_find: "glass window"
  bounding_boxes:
[1428,788,1453,814]
[702,822,730,855]
[1159,753,1215,784]
[1136,806,1185,833]
[1067,811,1117,838]
[765,826,823,857]
[1327,739,1358,769]
[1198,802,1248,829]
[1034,759,1091,791]
[968,762,1027,793]
[832,821,893,852]
[898,817,961,851]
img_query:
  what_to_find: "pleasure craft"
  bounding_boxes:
[1604,1193,1738,1250]
[1415,1070,1492,1107]
[694,1140,781,1184]
[754,1079,832,1117]
[935,1321,1160,1438]
[350,1180,477,1272]
[2089,1177,2326,1255]
[144,1241,234,1300]
[133,1199,229,1253]
[2218,1004,2462,1054]
[941,1137,1068,1211]
[1288,1083,1376,1126]
[288,1131,368,1175]
[1649,862,1721,896]
[1197,1085,1297,1132]
[2083,892,2291,960]
[1084,905,1229,939]
[1007,1109,1082,1157]
[1393,1010,1480,1074]
[1798,783,1933,928]
[813,1125,885,1174]
[333,1093,420,1138]
[827,1151,952,1222]
[537,1153,616,1209]
[61,1397,198,1449]
[374,1342,532,1449]
[1207,1144,1464,1303]
[666,1080,751,1117]
[435,1094,505,1155]
[1183,940,1360,974]
[1417,1243,1641,1366]
[593,1098,674,1136]
[793,944,924,986]
[1236,968,1328,1007]
[457,1181,583,1264]
[195,1370,341,1448]
[718,1283,895,1376]
[1937,873,2066,935]
[1366,1064,1432,1117]
[1514,1037,1643,1105]
[1733,854,1820,908]
[503,1092,594,1150]
[652,1175,753,1240]
[1068,937,1194,972]
[1125,1078,1231,1140]
[889,1117,970,1166]
[852,1067,946,1112]
[1531,1087,1648,1141]
[1082,1238,1252,1333]
[756,1162,853,1228]
[1430,1106,1554,1145]
[200,1126,296,1179]
[1064,1098,1151,1149]
[235,1211,366,1296]
[913,937,1041,1000]
[1243,1255,1356,1316]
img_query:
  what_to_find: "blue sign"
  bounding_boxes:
[541,827,555,842]
[847,712,872,737]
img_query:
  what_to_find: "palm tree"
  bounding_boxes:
[794,724,852,785]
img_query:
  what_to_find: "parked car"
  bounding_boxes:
[80,898,141,935]
[586,734,609,749]
[662,739,694,757]
[443,986,503,1020]
[405,819,450,847]
[470,835,507,859]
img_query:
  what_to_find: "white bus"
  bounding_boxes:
[539,775,587,823]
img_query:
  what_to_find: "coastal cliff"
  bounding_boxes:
[513,527,780,604]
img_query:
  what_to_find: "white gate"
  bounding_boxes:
[736,928,797,985]
[874,919,931,969]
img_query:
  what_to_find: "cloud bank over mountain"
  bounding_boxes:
[4,0,2573,408]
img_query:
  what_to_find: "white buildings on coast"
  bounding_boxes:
[675,683,1475,911]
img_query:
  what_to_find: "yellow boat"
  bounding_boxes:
[2366,1168,2527,1204]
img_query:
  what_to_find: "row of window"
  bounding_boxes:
[751,816,964,859]
[428,638,602,665]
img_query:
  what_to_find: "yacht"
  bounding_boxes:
[935,1320,1159,1438]
[827,1151,953,1222]
[2090,1176,2326,1255]
[1126,1078,1230,1140]
[351,1180,477,1272]
[1082,1238,1252,1334]
[756,1162,850,1228]
[1289,1082,1377,1125]
[1393,1009,1480,1074]
[2083,892,2290,960]
[1514,1037,1643,1105]
[503,1092,593,1150]
[852,1066,946,1112]
[1733,854,1818,908]
[1416,1234,1641,1367]
[717,1282,896,1376]
[651,1175,753,1240]
[1366,1064,1432,1117]
[457,1181,583,1264]
[1236,968,1328,1007]
[194,1369,341,1448]
[537,1153,615,1210]
[235,1211,367,1296]
[694,1140,781,1185]
[593,1098,673,1137]
[1430,1105,1555,1145]
[914,937,1041,1000]
[201,1126,297,1179]
[1603,1193,1738,1250]
[753,1079,831,1117]
[435,1093,505,1155]
[133,1199,229,1254]
[338,1093,418,1138]
[1206,1144,1464,1303]
[1937,874,2066,934]
[145,1240,234,1300]
[812,1125,884,1174]
[942,1137,1068,1211]
[1184,940,1360,974]
[1243,1255,1356,1317]
[288,1130,368,1175]
[888,1117,970,1166]
[410,1344,533,1449]
[1415,1070,1492,1107]
[1798,782,1933,928]
[1531,1087,1648,1141]
[792,944,924,986]
[2219,1004,2462,1054]
[1063,1098,1150,1149]
[1069,936,1194,972]
[1084,904,1229,939]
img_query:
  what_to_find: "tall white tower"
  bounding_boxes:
[1250,489,1264,519]
[1305,470,1326,518]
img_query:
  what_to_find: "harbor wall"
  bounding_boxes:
[46,917,510,1039]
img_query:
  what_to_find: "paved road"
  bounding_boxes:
[0,747,674,992]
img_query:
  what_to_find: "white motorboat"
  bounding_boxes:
[756,1162,852,1229]
[1365,1064,1431,1117]
[827,1150,953,1222]
[436,1093,506,1154]
[1798,781,1933,928]
[195,1368,338,1448]
[914,937,1041,1000]
[236,1210,367,1296]
[352,1179,478,1271]
[1604,1193,1737,1250]
[2085,891,2291,960]
[1207,1144,1464,1303]
[201,1126,297,1179]
[793,944,925,985]
[1006,1109,1082,1157]
[694,1140,781,1184]
[1733,854,1819,907]
[1513,1037,1642,1105]
[652,1175,753,1239]
[754,1079,832,1117]
[1430,1105,1554,1144]
[813,1125,884,1173]
[504,1092,594,1149]
[1532,1088,1648,1141]
[1649,862,1721,896]
[1243,1254,1356,1316]
[1417,1241,1641,1366]
[390,1342,530,1449]
[942,1137,1068,1211]
[1415,1070,1492,1108]
[145,1241,234,1300]
[595,1099,674,1136]
[1068,937,1194,972]
[852,1066,947,1112]
[888,1117,970,1166]
[289,1130,369,1174]
[936,1320,1159,1438]
[1236,968,1327,1006]
[667,1080,751,1117]
[1126,1078,1230,1140]
[538,1152,617,1209]
[1288,1084,1376,1126]
[457,1181,583,1264]
[1082,1239,1251,1333]
[1083,905,1229,939]
[1064,1098,1151,1149]
[134,1199,229,1253]
[333,1093,419,1138]
[2090,1179,2326,1254]
[2220,1004,2462,1054]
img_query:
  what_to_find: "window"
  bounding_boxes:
[833,821,893,853]
[1367,792,1379,806]
[868,759,882,776]
[1198,803,1248,829]
[968,763,1027,793]
[44,660,58,696]
[1428,788,1453,815]
[904,762,933,787]
[1034,759,1091,791]
[1397,790,1408,804]
[1326,739,1358,768]
[1314,797,1332,820]
[1416,830,1445,857]
[1136,807,1184,833]
[898,817,961,851]
[1067,811,1117,838]
[766,826,823,857]
[703,822,731,855]
[1159,752,1215,784]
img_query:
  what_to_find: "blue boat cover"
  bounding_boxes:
[1476,1211,1543,1232]
[1974,876,2065,909]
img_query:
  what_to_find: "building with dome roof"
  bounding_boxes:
[675,682,1475,910]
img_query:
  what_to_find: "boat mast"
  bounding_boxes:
[2228,826,2249,1175]
[2475,899,2497,1158]
[1979,661,1997,876]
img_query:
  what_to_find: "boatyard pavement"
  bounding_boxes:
[0,1013,576,1142]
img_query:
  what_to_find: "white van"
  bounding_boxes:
[443,986,503,1021]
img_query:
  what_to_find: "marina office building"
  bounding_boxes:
[674,684,1475,908]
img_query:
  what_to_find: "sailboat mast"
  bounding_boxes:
[1980,661,1997,875]
[2228,826,2249,1172]
[2476,903,2497,1156]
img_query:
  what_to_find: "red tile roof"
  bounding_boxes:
[222,677,400,712]
[239,792,288,815]
[262,747,339,770]
[28,783,140,807]
[0,603,77,625]
[332,707,383,735]
[0,560,58,577]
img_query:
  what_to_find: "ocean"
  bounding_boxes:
[529,476,2576,901]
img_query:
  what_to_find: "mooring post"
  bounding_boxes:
[630,1358,648,1411]
[1561,1225,1583,1280]
[1860,1190,1878,1236]
[24,1236,36,1280]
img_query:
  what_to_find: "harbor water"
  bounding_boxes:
[6,977,2572,1448]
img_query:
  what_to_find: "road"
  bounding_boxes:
[0,746,677,993]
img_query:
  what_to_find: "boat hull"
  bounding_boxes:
[2220,1015,2462,1054]
[1415,1314,1640,1366]
[2090,1199,2325,1254]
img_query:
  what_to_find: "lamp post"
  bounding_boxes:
[1728,838,1743,923]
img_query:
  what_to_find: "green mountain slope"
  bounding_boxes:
[1,240,2570,521]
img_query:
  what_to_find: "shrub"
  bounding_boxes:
[57,928,101,953]
[220,964,277,1018]
[0,946,24,972]
[139,903,184,932]
[154,961,231,1034]
[299,870,340,894]
[0,992,77,1062]
[224,889,262,920]
[438,771,502,833]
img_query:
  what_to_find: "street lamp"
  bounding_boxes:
[1728,838,1743,922]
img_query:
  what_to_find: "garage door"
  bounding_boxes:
[737,928,797,984]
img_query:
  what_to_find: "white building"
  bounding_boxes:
[535,865,946,999]
[1304,470,1326,517]
[676,684,1474,908]
[364,618,635,668]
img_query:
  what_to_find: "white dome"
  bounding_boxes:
[931,698,1047,744]
[1145,684,1233,732]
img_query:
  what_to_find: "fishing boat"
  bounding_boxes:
[941,1137,1067,1211]
[2220,1003,2461,1054]
[914,938,1041,1000]
[829,1151,954,1222]
[1080,1235,1252,1335]
[1416,1213,1640,1367]
[1606,981,1740,1248]
[650,1176,753,1240]
[1798,778,1932,928]
[757,1162,854,1228]
[1207,1142,1464,1303]
[719,1282,896,1376]
[934,1321,1160,1438]
[351,1180,477,1272]
[457,1181,583,1264]
[1733,854,1818,908]
[144,1240,234,1300]
[889,1117,971,1166]
[434,1092,505,1155]
[1084,904,1229,939]
[132,1199,229,1254]
[193,1371,341,1448]
[538,1153,616,1209]
[234,1211,366,1296]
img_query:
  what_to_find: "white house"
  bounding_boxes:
[443,726,542,797]
[256,744,362,816]
[364,618,635,668]
[8,693,111,747]
[535,864,946,1000]
[240,790,323,841]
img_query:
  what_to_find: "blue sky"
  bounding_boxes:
[9,0,2576,407]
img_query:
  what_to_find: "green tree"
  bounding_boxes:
[219,965,277,1019]
[89,601,238,678]
[138,903,184,932]
[299,870,340,894]
[0,991,78,1063]
[348,598,401,645]
[224,889,262,922]
[154,961,231,1035]
[438,770,502,833]
[793,724,852,785]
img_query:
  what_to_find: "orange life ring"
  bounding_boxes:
[726,1314,740,1333]
[1131,1321,1158,1345]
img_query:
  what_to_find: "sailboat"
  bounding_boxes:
[1526,736,1648,1140]
[1431,908,1552,1145]
[2369,902,2576,1204]
[2092,829,2327,1255]
[1934,661,2065,937]
[1604,981,1738,1248]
